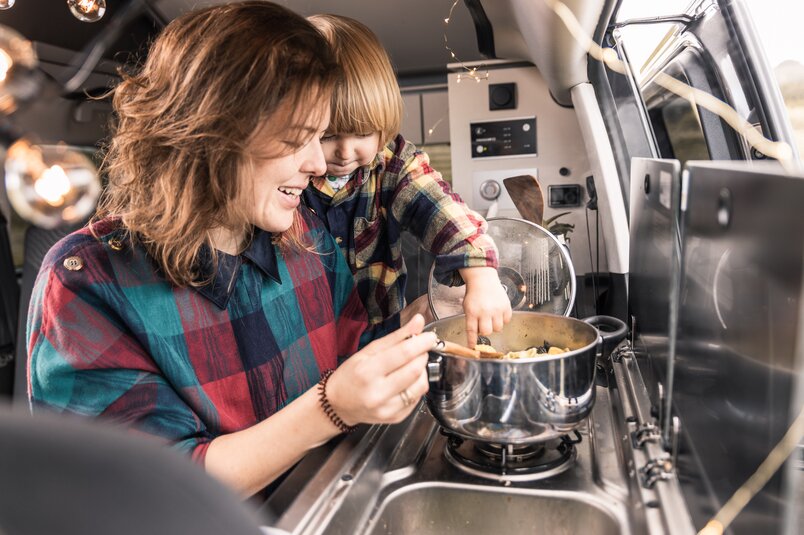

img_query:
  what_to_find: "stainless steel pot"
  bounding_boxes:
[424,311,601,445]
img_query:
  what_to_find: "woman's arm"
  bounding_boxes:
[32,257,433,497]
[204,314,435,496]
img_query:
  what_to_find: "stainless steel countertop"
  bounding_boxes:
[259,350,695,534]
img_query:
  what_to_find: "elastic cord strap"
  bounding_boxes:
[317,369,357,434]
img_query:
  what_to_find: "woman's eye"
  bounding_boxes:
[357,133,373,138]
[320,135,335,142]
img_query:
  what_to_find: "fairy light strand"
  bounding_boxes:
[444,0,489,84]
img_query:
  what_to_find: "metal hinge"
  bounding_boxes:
[631,422,662,449]
[611,342,633,363]
[640,456,675,489]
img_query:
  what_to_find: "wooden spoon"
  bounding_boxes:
[503,174,544,225]
[435,339,505,359]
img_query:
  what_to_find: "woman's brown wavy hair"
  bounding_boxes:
[96,1,340,287]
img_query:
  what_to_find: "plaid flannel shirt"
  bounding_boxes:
[27,208,369,463]
[304,134,498,326]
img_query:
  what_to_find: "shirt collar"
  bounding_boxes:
[194,228,281,310]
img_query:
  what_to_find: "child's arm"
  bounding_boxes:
[384,136,511,345]
[459,266,512,347]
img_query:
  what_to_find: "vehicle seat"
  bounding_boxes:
[12,224,80,403]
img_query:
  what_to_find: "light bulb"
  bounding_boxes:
[67,0,106,22]
[4,139,101,229]
[0,25,39,114]
[0,0,15,10]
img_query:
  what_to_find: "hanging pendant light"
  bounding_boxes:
[67,0,106,22]
[0,25,39,114]
[4,139,102,229]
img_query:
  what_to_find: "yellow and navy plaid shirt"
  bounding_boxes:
[303,135,498,327]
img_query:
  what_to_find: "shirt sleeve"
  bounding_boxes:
[27,261,214,462]
[386,136,499,286]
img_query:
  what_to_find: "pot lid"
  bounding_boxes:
[428,217,576,319]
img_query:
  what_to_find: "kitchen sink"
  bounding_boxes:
[366,483,623,535]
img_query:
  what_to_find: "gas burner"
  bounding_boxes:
[443,431,581,482]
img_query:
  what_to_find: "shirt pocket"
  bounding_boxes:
[352,216,386,269]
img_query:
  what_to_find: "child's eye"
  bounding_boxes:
[320,134,336,142]
[356,133,374,138]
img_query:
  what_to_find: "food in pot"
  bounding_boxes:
[475,341,570,359]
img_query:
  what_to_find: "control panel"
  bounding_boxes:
[470,117,536,158]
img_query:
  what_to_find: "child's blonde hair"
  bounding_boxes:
[309,14,403,148]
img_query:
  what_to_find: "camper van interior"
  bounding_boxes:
[0,0,802,534]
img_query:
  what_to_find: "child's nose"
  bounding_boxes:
[335,140,352,160]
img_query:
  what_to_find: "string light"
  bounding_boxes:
[444,0,489,84]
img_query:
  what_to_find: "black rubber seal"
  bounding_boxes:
[464,0,496,59]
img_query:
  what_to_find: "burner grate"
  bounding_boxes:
[443,430,581,482]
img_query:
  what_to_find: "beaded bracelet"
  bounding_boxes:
[318,369,357,434]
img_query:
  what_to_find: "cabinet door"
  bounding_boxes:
[422,91,450,145]
[400,93,423,145]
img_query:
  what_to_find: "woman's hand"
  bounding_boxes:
[459,266,513,347]
[326,314,437,426]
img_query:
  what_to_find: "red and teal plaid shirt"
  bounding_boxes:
[304,134,499,327]
[27,208,370,463]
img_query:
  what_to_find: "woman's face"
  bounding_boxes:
[243,106,330,233]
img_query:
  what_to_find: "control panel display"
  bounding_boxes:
[470,117,536,158]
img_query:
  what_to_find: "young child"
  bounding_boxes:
[305,14,512,347]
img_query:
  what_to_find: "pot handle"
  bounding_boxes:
[582,315,628,359]
[427,355,443,382]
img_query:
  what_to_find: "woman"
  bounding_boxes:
[26,0,435,497]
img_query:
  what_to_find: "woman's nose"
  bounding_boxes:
[305,139,328,177]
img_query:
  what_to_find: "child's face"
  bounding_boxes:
[320,132,381,177]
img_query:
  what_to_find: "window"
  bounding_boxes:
[605,0,797,182]
[744,0,804,157]
[650,93,711,165]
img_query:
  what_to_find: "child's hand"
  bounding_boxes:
[459,267,513,347]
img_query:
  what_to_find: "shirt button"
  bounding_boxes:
[108,238,123,251]
[63,256,84,271]
[335,237,343,244]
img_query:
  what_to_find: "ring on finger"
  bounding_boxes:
[399,388,413,407]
